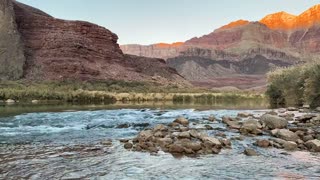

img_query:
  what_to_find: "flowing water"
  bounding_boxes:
[0,102,320,179]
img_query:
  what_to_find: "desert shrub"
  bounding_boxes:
[266,63,320,108]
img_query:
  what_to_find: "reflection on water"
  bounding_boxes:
[0,99,269,117]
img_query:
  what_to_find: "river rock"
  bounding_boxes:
[287,107,298,111]
[154,131,166,138]
[153,124,168,132]
[278,108,287,114]
[244,148,259,156]
[117,124,130,129]
[124,142,133,149]
[240,119,263,135]
[128,119,231,156]
[208,115,216,122]
[303,135,314,142]
[189,129,200,138]
[303,104,310,109]
[31,100,39,103]
[260,114,288,129]
[311,115,320,125]
[174,117,189,126]
[5,99,15,103]
[201,137,221,147]
[283,141,298,151]
[101,140,112,146]
[222,116,241,129]
[273,129,300,142]
[138,130,153,141]
[237,112,253,118]
[255,139,270,148]
[204,125,214,130]
[157,138,173,147]
[305,139,320,152]
[296,114,316,123]
[178,132,191,139]
[169,143,185,153]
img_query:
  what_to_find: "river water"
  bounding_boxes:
[0,102,319,179]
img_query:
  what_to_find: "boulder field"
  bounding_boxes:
[122,107,320,157]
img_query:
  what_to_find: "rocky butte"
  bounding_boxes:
[121,4,320,89]
[0,0,188,86]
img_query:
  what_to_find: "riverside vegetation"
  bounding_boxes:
[0,80,264,104]
[266,62,320,108]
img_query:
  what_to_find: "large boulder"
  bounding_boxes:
[260,114,288,129]
[272,129,300,142]
[240,119,263,135]
[282,141,298,151]
[174,117,189,126]
[305,139,320,152]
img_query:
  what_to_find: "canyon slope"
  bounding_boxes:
[0,0,188,86]
[121,5,320,89]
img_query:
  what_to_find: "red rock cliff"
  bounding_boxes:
[8,1,188,86]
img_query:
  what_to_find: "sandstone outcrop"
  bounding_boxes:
[0,0,25,80]
[0,0,188,86]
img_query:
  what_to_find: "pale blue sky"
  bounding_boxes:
[18,0,320,45]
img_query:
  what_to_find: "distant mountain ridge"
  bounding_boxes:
[121,4,320,89]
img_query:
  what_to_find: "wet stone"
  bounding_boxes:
[244,148,259,156]
[124,143,133,149]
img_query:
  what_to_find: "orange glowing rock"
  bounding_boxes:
[260,4,320,30]
[219,19,250,30]
[260,11,297,30]
[296,4,320,28]
[155,42,184,48]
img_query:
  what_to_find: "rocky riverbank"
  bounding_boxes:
[122,107,320,156]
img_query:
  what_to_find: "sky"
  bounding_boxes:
[18,0,320,45]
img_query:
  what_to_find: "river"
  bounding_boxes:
[0,101,319,179]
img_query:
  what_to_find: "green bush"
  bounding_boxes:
[266,63,320,108]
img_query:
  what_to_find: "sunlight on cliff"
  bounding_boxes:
[260,4,320,30]
[155,42,184,48]
[219,19,250,30]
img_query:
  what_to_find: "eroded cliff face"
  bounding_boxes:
[120,42,185,60]
[0,1,188,86]
[120,4,320,89]
[0,0,25,80]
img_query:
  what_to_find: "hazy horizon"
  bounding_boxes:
[18,0,320,45]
